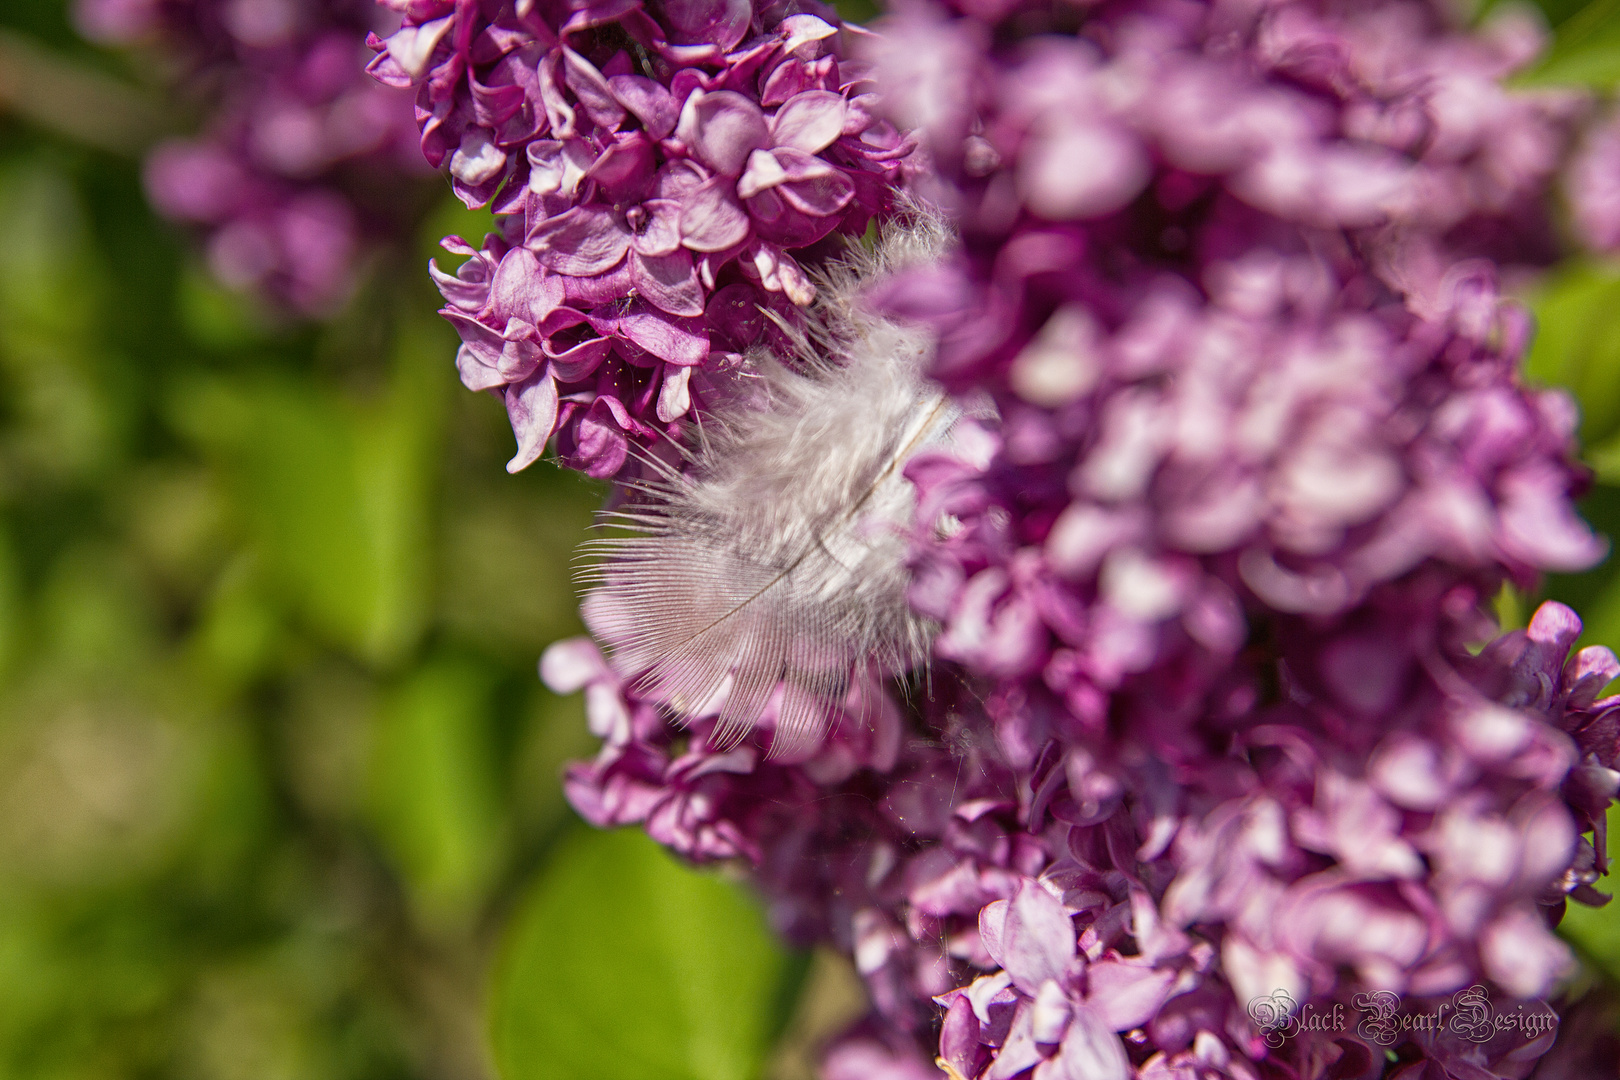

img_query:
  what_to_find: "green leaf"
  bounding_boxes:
[492,826,796,1080]
[168,312,450,668]
[1525,260,1620,470]
[367,656,503,931]
[1519,0,1620,88]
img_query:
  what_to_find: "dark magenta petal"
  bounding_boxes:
[609,74,680,139]
[590,303,709,365]
[660,0,751,51]
[562,46,627,131]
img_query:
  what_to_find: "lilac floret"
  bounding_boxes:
[371,0,914,474]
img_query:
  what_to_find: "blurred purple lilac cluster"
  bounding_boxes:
[528,1,1620,1078]
[367,0,913,474]
[75,0,431,315]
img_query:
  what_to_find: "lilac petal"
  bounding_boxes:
[430,237,495,312]
[761,56,838,107]
[771,90,847,155]
[1516,796,1578,888]
[963,969,1016,1026]
[566,399,630,477]
[1497,465,1607,571]
[772,148,856,217]
[1568,645,1620,707]
[562,47,626,130]
[504,366,559,473]
[1000,880,1077,995]
[656,159,710,200]
[490,247,565,325]
[1019,120,1150,220]
[632,250,706,317]
[433,257,490,312]
[1528,601,1583,655]
[559,0,642,35]
[556,261,636,308]
[1031,979,1073,1043]
[743,242,815,305]
[737,148,789,200]
[496,318,544,382]
[939,996,984,1080]
[527,139,595,199]
[455,340,505,392]
[528,205,631,276]
[661,0,752,51]
[538,50,577,138]
[442,311,506,390]
[588,132,656,201]
[591,303,708,365]
[778,14,838,55]
[680,176,752,251]
[1480,907,1572,999]
[610,74,679,140]
[539,637,610,693]
[1048,1007,1129,1080]
[628,199,680,259]
[548,340,614,383]
[449,128,507,186]
[986,1002,1043,1080]
[1083,959,1176,1031]
[377,15,452,81]
[677,90,771,176]
[657,364,692,423]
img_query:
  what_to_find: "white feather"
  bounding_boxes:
[578,210,956,756]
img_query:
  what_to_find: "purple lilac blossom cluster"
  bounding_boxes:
[1569,109,1620,254]
[75,0,430,315]
[547,597,1620,1080]
[512,1,1620,1078]
[368,0,912,474]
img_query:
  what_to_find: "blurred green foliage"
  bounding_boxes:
[0,2,740,1074]
[493,828,801,1080]
[1521,0,1620,87]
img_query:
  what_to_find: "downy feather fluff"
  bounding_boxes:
[578,211,957,757]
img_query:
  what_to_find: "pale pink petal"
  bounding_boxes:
[1019,120,1150,220]
[539,637,611,693]
[657,364,693,423]
[771,90,847,154]
[677,89,771,176]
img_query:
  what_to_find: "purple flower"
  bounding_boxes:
[525,2,1620,1078]
[371,0,913,475]
[1569,110,1620,253]
[78,0,431,315]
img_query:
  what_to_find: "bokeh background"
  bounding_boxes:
[0,1,1617,1079]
